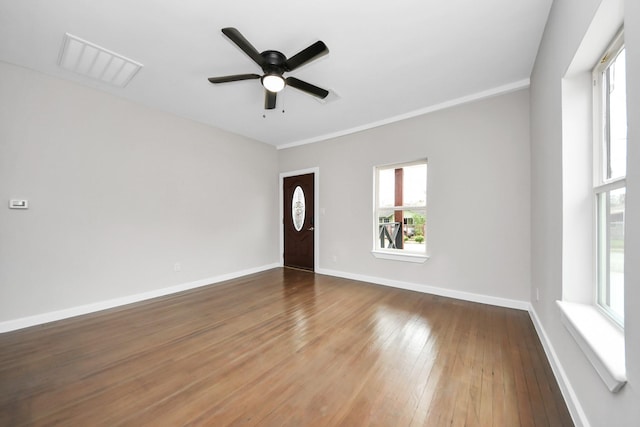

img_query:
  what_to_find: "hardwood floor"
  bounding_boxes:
[0,268,573,426]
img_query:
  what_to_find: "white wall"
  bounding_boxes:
[279,89,531,303]
[530,0,640,425]
[0,61,279,324]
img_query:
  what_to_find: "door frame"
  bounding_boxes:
[279,167,320,270]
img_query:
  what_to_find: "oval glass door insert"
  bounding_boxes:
[292,186,305,232]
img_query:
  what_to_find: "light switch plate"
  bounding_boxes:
[9,200,28,209]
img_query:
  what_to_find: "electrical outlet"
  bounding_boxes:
[536,288,540,301]
[174,262,181,272]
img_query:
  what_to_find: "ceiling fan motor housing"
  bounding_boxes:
[261,50,287,75]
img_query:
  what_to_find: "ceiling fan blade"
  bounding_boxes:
[221,27,265,66]
[208,74,261,84]
[285,77,329,99]
[285,41,329,71]
[265,90,277,109]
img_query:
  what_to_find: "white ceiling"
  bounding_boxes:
[0,0,552,148]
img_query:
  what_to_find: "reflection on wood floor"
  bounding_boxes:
[0,268,573,426]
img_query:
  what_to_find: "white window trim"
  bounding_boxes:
[371,250,429,263]
[557,301,626,392]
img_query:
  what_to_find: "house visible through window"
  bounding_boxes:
[374,160,427,257]
[593,30,626,326]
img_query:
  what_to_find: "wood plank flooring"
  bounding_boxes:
[0,268,573,426]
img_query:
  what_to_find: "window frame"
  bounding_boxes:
[372,159,428,263]
[592,29,626,327]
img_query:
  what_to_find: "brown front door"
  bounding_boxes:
[283,173,314,271]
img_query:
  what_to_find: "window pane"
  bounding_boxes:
[378,169,394,208]
[291,186,305,232]
[378,164,427,208]
[606,48,627,180]
[597,187,625,323]
[402,164,427,207]
[377,219,402,249]
[377,209,394,225]
[402,210,426,253]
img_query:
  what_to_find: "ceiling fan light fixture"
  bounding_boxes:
[262,74,285,93]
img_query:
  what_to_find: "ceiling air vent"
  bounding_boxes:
[58,33,143,88]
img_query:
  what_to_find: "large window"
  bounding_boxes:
[373,160,427,260]
[593,31,626,326]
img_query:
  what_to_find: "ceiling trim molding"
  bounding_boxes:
[276,78,530,150]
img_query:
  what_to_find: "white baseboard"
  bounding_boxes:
[528,305,590,427]
[315,267,530,311]
[0,263,280,333]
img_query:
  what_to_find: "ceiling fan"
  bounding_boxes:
[208,27,330,110]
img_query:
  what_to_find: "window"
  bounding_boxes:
[559,14,627,393]
[373,160,427,262]
[593,30,626,326]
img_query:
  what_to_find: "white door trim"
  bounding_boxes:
[279,167,319,270]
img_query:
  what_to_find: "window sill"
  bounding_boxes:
[371,250,429,263]
[556,300,626,392]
